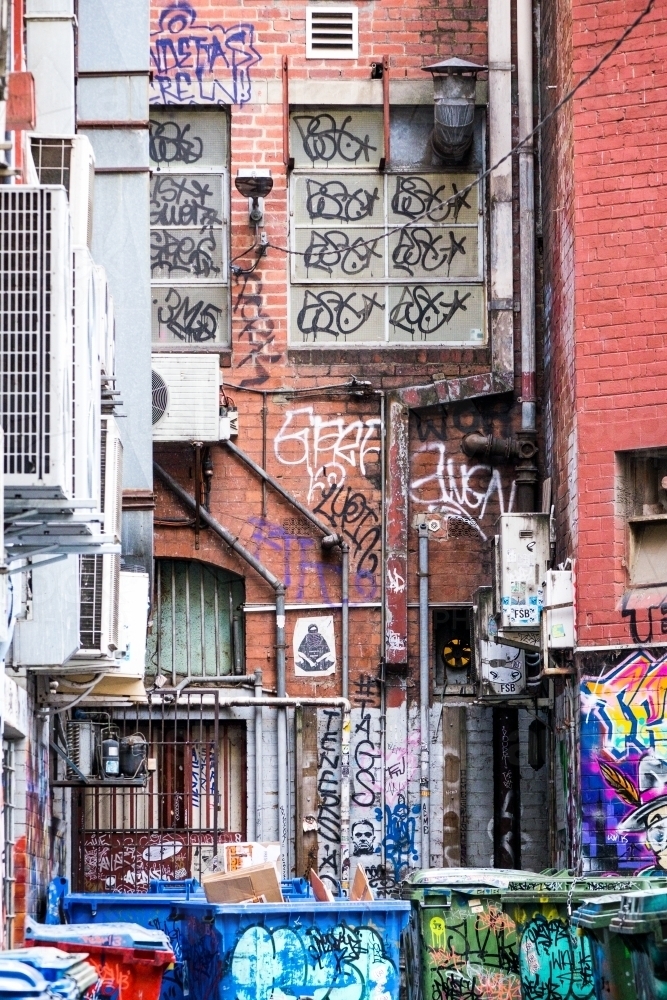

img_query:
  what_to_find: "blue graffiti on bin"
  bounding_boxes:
[151,2,260,106]
[519,915,595,1000]
[224,923,396,1000]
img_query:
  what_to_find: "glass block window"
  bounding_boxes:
[289,107,485,346]
[149,110,229,347]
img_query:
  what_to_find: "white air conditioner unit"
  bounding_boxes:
[70,415,123,663]
[29,134,95,248]
[152,354,221,442]
[73,247,101,507]
[115,571,150,678]
[1,186,74,500]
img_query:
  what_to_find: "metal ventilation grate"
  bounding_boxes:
[152,370,169,424]
[80,554,103,650]
[306,7,358,59]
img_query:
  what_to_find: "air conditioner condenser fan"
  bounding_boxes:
[152,370,169,425]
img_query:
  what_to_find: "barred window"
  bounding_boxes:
[149,110,230,348]
[289,107,485,346]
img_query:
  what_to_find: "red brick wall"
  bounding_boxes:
[545,0,665,645]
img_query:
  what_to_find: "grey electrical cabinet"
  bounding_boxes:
[495,514,550,629]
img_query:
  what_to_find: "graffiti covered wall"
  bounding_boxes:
[581,649,667,874]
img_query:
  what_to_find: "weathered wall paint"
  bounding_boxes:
[581,648,667,873]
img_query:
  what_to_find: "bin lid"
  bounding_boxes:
[610,888,667,935]
[570,893,623,929]
[25,917,172,952]
[403,868,536,888]
[2,948,85,974]
[0,959,49,997]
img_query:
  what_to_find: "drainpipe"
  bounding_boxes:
[154,463,291,872]
[418,525,431,868]
[488,0,514,375]
[517,0,538,512]
[255,669,263,841]
[222,438,349,703]
[341,543,349,700]
[222,440,340,547]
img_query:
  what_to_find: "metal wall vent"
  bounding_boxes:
[306,7,358,59]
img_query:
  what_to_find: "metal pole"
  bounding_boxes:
[341,543,349,700]
[276,586,288,877]
[255,669,263,841]
[418,524,431,869]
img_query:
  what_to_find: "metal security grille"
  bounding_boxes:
[146,559,245,682]
[0,188,51,475]
[289,109,485,345]
[72,700,246,892]
[80,555,103,649]
[2,741,16,947]
[149,110,230,347]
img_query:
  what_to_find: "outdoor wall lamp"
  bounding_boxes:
[422,57,486,161]
[235,170,274,226]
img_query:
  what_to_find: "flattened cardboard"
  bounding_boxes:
[202,862,283,904]
[350,865,374,901]
[309,869,335,902]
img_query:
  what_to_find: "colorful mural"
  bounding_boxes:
[581,649,667,873]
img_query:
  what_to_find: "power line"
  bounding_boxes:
[233,0,656,265]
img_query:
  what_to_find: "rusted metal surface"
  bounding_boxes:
[396,371,512,409]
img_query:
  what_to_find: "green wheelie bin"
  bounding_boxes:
[503,878,667,1000]
[609,887,667,1000]
[401,869,546,1000]
[570,893,634,1000]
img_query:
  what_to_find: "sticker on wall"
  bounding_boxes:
[293,616,336,676]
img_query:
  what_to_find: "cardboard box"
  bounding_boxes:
[202,841,281,875]
[202,862,283,904]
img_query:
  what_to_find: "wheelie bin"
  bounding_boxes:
[24,918,174,1000]
[609,887,667,1000]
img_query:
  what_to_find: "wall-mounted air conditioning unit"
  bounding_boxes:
[11,555,81,669]
[29,134,95,248]
[70,415,123,664]
[152,354,221,442]
[73,247,102,507]
[1,187,74,501]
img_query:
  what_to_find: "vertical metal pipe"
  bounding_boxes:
[185,563,191,679]
[276,586,288,877]
[340,705,351,895]
[418,524,431,869]
[213,689,220,857]
[379,392,387,872]
[255,669,263,841]
[341,543,349,700]
[170,561,176,688]
[200,566,206,676]
[156,563,162,678]
[213,575,220,677]
[382,55,390,166]
[518,0,536,433]
[493,706,521,868]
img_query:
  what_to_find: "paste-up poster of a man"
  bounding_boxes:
[293,616,336,676]
[604,754,667,875]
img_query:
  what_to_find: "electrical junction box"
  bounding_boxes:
[474,588,526,697]
[219,407,239,440]
[496,513,550,629]
[545,569,574,648]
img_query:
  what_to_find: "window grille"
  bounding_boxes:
[146,559,245,682]
[289,107,485,346]
[149,110,230,348]
[71,700,246,891]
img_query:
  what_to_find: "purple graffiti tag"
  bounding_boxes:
[151,2,261,106]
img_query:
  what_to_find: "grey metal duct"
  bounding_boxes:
[422,58,486,161]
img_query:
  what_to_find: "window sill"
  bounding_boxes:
[289,344,490,365]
